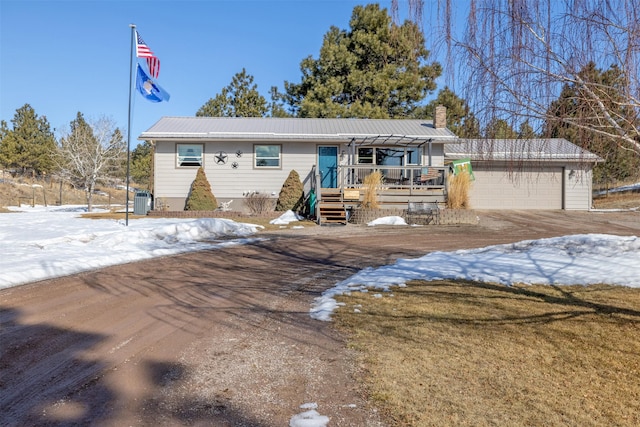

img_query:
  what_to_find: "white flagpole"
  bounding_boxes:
[126,24,136,226]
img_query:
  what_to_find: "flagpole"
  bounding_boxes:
[126,23,136,226]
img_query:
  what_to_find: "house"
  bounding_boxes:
[139,114,600,222]
[139,109,457,223]
[445,139,601,210]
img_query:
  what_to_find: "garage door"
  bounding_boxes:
[469,164,564,209]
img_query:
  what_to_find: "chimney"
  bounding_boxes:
[434,105,447,129]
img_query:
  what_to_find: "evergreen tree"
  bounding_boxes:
[284,3,441,118]
[0,104,57,175]
[197,68,268,117]
[544,63,640,182]
[275,170,304,212]
[184,167,218,211]
[268,86,291,118]
[131,140,153,189]
[484,119,518,139]
[517,121,538,139]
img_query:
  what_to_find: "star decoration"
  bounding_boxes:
[215,151,228,165]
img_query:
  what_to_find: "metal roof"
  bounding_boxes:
[138,116,458,142]
[445,139,602,162]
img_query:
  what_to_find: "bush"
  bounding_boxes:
[362,171,382,209]
[184,167,218,211]
[447,172,471,209]
[244,191,272,214]
[275,170,304,212]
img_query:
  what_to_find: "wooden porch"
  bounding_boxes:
[314,165,449,225]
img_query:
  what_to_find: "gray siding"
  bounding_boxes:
[564,164,593,210]
[154,139,447,209]
[154,140,349,200]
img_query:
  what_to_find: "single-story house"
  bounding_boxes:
[139,109,457,222]
[445,139,601,210]
[139,113,600,221]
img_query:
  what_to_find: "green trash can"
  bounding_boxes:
[134,191,153,215]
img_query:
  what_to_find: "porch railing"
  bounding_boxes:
[337,165,448,194]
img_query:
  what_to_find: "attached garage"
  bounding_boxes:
[446,139,601,211]
[470,163,564,209]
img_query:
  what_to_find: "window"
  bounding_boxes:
[357,147,421,165]
[254,144,281,168]
[406,147,420,165]
[357,148,373,164]
[177,144,203,167]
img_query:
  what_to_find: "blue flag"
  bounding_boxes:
[136,64,170,103]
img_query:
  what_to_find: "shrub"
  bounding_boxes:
[275,170,304,212]
[447,172,471,209]
[244,191,272,214]
[362,171,382,209]
[184,167,218,211]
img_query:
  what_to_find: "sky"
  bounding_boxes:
[0,0,442,149]
[1,202,639,426]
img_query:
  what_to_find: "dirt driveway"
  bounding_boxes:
[1,210,639,426]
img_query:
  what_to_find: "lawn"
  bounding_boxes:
[333,280,640,426]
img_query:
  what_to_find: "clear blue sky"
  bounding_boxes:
[1,0,447,146]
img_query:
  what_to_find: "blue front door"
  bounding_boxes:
[318,146,338,188]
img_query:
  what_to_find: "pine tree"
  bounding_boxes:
[284,4,441,118]
[197,68,268,117]
[275,170,304,212]
[131,140,153,189]
[184,167,218,211]
[0,104,57,175]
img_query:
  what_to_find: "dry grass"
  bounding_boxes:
[447,172,472,209]
[362,171,383,209]
[593,190,640,210]
[334,280,640,426]
[0,176,128,209]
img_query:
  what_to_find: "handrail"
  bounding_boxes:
[338,165,448,194]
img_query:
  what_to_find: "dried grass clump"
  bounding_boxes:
[244,191,272,214]
[447,172,471,209]
[362,171,382,209]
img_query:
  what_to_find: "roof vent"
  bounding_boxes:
[434,105,447,129]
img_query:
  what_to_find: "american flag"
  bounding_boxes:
[136,31,160,79]
[146,57,160,79]
[135,31,154,57]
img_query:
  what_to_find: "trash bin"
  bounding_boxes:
[133,191,153,215]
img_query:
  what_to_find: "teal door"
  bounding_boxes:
[318,146,338,188]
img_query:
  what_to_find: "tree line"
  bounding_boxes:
[2,2,638,199]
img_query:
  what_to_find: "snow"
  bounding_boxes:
[0,205,263,289]
[269,209,303,225]
[310,233,640,321]
[367,215,407,226]
[290,403,330,427]
[2,203,639,425]
[595,181,640,195]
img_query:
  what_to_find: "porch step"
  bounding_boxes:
[318,203,347,225]
[318,188,346,225]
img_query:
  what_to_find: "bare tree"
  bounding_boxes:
[425,0,640,155]
[57,113,126,211]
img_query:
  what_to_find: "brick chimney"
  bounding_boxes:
[434,105,447,129]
